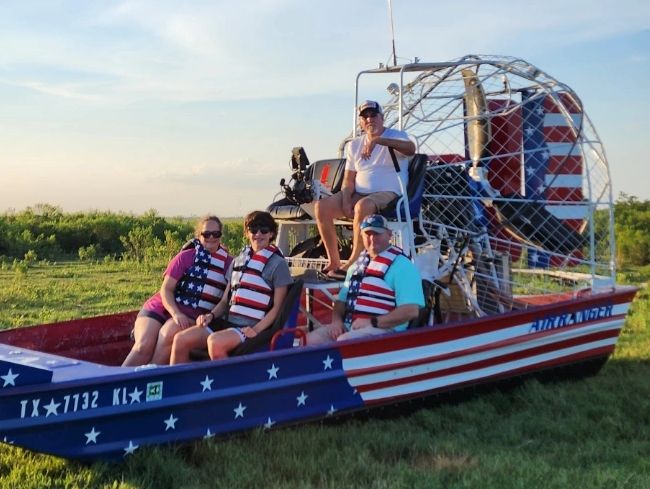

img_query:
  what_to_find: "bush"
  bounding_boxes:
[78,244,99,261]
[23,249,38,265]
[222,221,246,254]
[615,194,650,267]
[0,205,195,260]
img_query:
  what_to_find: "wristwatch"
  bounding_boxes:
[370,317,379,328]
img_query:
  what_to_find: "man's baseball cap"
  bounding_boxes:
[360,214,390,234]
[358,100,383,116]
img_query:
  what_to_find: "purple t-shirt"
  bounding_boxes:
[141,249,232,321]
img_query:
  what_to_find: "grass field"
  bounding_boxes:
[0,261,648,489]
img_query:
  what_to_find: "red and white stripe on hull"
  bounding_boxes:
[339,295,633,404]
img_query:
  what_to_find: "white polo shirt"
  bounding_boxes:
[344,127,412,195]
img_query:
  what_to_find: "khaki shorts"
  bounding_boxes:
[328,190,398,214]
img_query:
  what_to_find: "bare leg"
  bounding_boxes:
[207,329,243,360]
[170,325,211,365]
[306,325,340,345]
[315,195,344,272]
[151,319,183,365]
[122,316,162,366]
[343,197,377,270]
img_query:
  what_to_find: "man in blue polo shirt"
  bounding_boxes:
[307,214,424,344]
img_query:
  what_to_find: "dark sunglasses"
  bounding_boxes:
[360,111,380,119]
[201,231,222,239]
[248,226,271,235]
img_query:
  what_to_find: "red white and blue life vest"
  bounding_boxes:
[346,246,404,324]
[174,241,230,312]
[229,244,283,320]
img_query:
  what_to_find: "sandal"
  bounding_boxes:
[325,268,347,280]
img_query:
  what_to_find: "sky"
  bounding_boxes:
[1,0,649,217]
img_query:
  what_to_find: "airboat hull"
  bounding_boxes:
[0,286,637,461]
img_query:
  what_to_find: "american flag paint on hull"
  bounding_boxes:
[0,286,637,461]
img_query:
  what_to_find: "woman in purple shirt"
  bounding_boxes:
[122,215,232,366]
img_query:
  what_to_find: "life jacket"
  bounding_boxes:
[347,246,404,324]
[174,240,230,312]
[229,244,283,320]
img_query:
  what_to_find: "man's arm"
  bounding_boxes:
[377,136,416,156]
[322,301,347,340]
[350,303,419,330]
[363,135,416,159]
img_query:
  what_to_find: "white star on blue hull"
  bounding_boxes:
[200,375,214,391]
[84,427,101,444]
[44,398,61,417]
[322,356,334,370]
[1,369,19,387]
[296,391,308,406]
[129,387,143,403]
[123,441,139,456]
[233,402,246,419]
[267,363,279,379]
[164,413,178,431]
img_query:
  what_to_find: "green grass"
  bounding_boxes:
[0,260,162,327]
[0,262,648,488]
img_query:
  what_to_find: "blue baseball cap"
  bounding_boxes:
[360,214,390,234]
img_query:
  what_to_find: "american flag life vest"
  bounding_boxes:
[347,246,404,324]
[229,244,283,320]
[174,241,230,312]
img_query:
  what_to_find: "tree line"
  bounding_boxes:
[614,193,650,267]
[1,197,648,267]
[0,204,246,265]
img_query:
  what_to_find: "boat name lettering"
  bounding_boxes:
[529,304,613,333]
[19,390,99,419]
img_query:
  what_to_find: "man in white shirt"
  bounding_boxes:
[316,100,416,279]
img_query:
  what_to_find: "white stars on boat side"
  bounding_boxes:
[267,363,279,379]
[296,391,308,406]
[234,402,246,419]
[164,413,178,431]
[123,441,139,456]
[129,387,143,403]
[200,375,214,392]
[84,427,100,444]
[322,355,334,370]
[1,369,19,387]
[44,398,61,417]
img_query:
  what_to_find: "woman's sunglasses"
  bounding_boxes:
[248,226,271,235]
[201,231,222,239]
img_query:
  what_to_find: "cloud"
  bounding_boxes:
[147,158,281,186]
[2,1,646,104]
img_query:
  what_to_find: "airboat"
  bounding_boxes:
[0,55,638,461]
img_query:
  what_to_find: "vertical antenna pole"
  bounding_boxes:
[388,0,397,66]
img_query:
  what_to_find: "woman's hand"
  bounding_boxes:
[241,327,258,338]
[196,312,214,327]
[172,312,193,329]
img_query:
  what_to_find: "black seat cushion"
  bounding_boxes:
[267,197,310,220]
[230,278,304,355]
[382,154,429,219]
